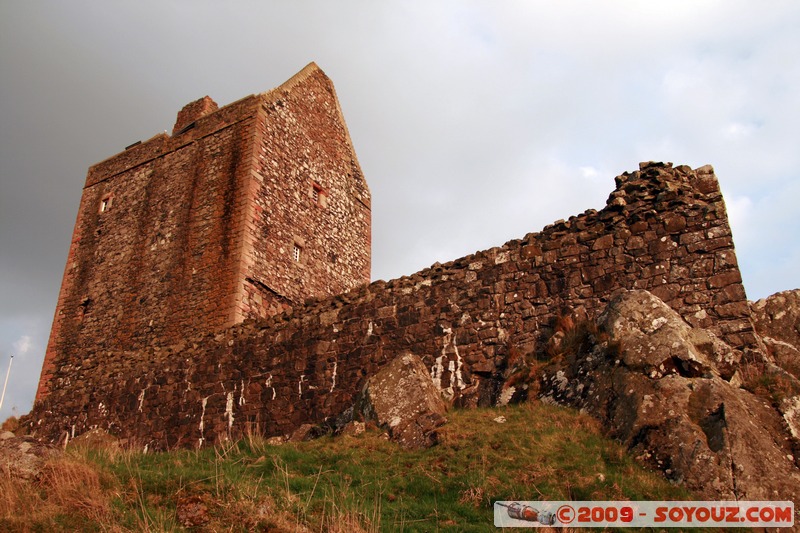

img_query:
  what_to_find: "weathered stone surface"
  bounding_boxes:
[340,420,365,437]
[540,291,800,502]
[67,428,121,451]
[288,424,319,443]
[750,289,800,444]
[762,337,800,376]
[0,431,60,481]
[752,289,800,376]
[355,353,447,449]
[598,289,739,379]
[26,158,763,450]
[752,289,800,346]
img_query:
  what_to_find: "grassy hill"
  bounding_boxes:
[2,401,694,532]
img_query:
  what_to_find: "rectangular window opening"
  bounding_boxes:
[311,182,326,207]
[99,194,114,213]
[293,244,302,262]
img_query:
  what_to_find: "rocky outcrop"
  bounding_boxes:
[598,288,741,380]
[354,353,448,449]
[751,288,800,380]
[540,290,800,502]
[752,289,800,347]
[749,289,800,450]
[0,431,60,481]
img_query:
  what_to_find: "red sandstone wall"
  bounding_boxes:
[36,99,258,401]
[238,65,371,320]
[35,64,371,402]
[28,163,758,449]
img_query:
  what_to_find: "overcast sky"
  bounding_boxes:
[1,1,799,422]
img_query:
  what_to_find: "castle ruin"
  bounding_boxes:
[36,63,371,403]
[29,65,760,450]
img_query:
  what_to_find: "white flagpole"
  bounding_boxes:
[0,355,13,413]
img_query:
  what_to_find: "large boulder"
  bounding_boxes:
[540,290,800,502]
[0,431,60,481]
[598,289,739,379]
[355,353,448,449]
[751,289,800,379]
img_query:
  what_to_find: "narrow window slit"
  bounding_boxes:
[99,193,114,213]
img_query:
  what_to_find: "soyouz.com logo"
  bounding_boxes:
[494,501,795,528]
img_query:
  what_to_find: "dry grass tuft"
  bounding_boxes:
[321,509,374,533]
[0,470,42,520]
[740,360,800,406]
[458,485,486,507]
[39,455,113,521]
[0,454,114,530]
[1,416,20,433]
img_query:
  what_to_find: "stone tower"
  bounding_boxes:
[36,63,371,402]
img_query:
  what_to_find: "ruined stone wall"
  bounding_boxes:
[35,64,371,402]
[28,163,758,449]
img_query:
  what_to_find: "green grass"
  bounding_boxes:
[4,401,700,532]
